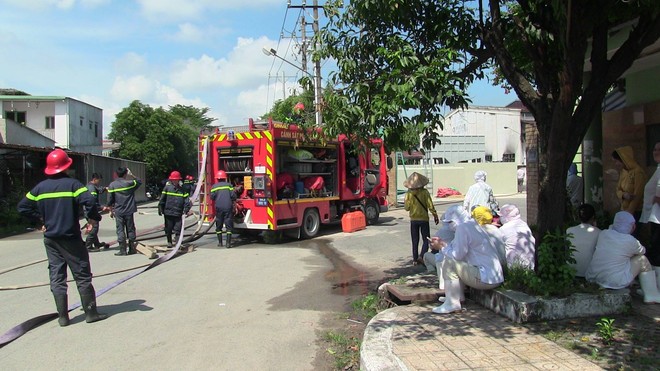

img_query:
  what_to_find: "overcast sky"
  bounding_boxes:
[0,0,513,138]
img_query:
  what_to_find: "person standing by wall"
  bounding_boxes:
[404,172,439,266]
[566,163,584,207]
[612,146,646,222]
[463,170,499,216]
[107,167,142,256]
[17,149,107,326]
[640,141,660,277]
[85,172,110,252]
[158,171,192,248]
[517,166,526,193]
[210,170,236,248]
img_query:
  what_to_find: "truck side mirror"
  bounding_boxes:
[386,157,393,170]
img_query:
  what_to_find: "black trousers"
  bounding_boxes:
[164,215,183,239]
[115,213,136,246]
[44,236,94,296]
[410,220,431,261]
[215,209,234,234]
[84,218,102,247]
[648,222,660,266]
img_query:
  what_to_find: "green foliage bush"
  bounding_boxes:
[0,179,31,236]
[502,229,578,297]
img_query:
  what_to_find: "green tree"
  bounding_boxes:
[317,0,660,239]
[169,104,216,131]
[108,100,199,182]
[262,89,315,124]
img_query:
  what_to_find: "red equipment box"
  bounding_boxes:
[341,210,366,233]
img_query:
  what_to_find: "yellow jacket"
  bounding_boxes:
[404,188,438,221]
[614,146,646,213]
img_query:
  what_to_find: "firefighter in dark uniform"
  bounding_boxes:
[85,172,110,252]
[210,170,236,248]
[17,149,107,326]
[183,175,195,195]
[106,167,142,256]
[158,171,192,248]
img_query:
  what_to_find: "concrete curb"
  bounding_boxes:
[360,307,408,371]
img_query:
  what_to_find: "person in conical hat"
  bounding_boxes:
[404,172,439,266]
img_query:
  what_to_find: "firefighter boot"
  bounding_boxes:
[217,233,223,247]
[166,235,173,249]
[80,289,107,323]
[226,234,232,249]
[127,241,137,255]
[114,243,127,256]
[85,239,100,252]
[53,294,70,327]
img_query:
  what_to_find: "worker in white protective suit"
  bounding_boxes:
[566,203,601,277]
[585,211,660,304]
[430,206,504,314]
[463,170,499,216]
[425,205,471,285]
[498,204,536,270]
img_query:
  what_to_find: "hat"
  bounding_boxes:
[612,211,635,234]
[498,204,521,224]
[403,172,429,189]
[471,206,493,225]
[442,205,470,224]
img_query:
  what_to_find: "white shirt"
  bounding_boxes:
[500,219,536,269]
[640,164,660,224]
[463,181,493,212]
[443,220,504,284]
[585,228,646,289]
[566,223,601,277]
[483,224,507,269]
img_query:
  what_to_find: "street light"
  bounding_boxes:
[262,47,322,127]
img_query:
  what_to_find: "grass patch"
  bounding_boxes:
[324,330,360,370]
[351,293,379,320]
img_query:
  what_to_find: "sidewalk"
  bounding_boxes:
[361,302,603,371]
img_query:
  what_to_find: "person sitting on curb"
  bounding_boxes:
[566,203,601,277]
[498,204,536,270]
[585,211,660,304]
[429,206,504,314]
[423,205,471,275]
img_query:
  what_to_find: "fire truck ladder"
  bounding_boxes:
[395,151,434,206]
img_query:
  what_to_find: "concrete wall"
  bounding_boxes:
[397,162,518,197]
[0,118,55,147]
[66,98,103,154]
[440,107,524,164]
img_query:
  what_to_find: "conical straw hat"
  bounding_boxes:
[403,172,429,189]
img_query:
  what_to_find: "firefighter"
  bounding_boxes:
[183,175,195,195]
[17,149,107,326]
[107,167,142,256]
[210,170,236,248]
[85,172,110,252]
[158,171,192,248]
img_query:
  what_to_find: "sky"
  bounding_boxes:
[0,0,514,138]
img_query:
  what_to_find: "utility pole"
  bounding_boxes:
[288,0,324,126]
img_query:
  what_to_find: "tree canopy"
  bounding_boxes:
[107,100,210,182]
[317,0,660,238]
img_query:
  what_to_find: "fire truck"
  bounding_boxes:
[198,119,391,239]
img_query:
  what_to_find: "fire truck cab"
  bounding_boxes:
[199,119,390,239]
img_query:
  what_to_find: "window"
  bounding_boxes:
[485,154,493,162]
[5,111,26,124]
[94,122,98,137]
[45,116,55,129]
[502,153,516,162]
[80,116,84,126]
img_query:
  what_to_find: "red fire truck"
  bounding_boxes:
[198,119,391,239]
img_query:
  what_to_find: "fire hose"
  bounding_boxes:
[0,138,214,347]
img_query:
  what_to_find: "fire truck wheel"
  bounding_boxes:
[364,199,380,225]
[301,208,321,239]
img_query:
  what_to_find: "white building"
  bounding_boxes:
[0,95,103,154]
[431,104,526,164]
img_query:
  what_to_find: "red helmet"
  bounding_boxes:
[169,171,182,180]
[45,149,73,175]
[215,170,227,180]
[186,175,194,181]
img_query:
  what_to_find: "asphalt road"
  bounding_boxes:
[0,194,526,370]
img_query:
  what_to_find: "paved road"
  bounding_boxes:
[0,195,527,370]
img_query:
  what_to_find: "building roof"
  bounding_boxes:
[0,95,102,110]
